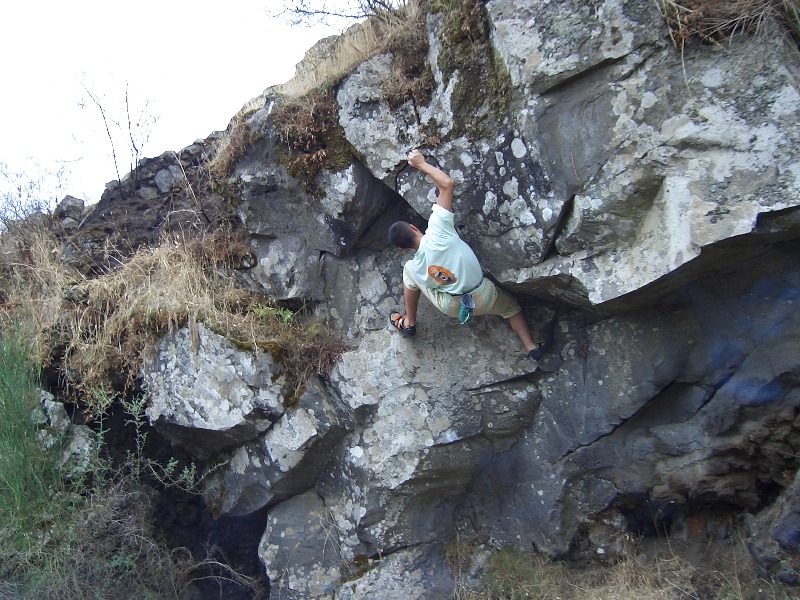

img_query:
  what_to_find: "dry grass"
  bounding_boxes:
[281,19,385,98]
[0,223,347,414]
[660,0,800,48]
[0,221,78,363]
[266,0,430,183]
[205,116,254,182]
[278,0,428,99]
[272,88,341,174]
[59,235,253,397]
[452,533,800,600]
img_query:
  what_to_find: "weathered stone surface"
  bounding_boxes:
[258,491,342,599]
[336,21,562,270]
[337,54,425,181]
[238,234,327,301]
[143,323,287,458]
[458,243,800,556]
[257,294,553,587]
[73,0,800,596]
[35,391,97,475]
[156,166,185,193]
[491,0,800,308]
[488,0,664,94]
[202,377,354,516]
[54,195,85,221]
[336,543,454,600]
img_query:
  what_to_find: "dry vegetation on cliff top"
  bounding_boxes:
[0,220,346,414]
[209,0,432,187]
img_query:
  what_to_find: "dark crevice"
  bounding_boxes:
[540,194,575,262]
[538,56,626,96]
[466,369,540,392]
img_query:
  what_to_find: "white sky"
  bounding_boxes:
[0,1,348,204]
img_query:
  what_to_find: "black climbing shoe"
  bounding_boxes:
[528,317,556,361]
[390,311,417,338]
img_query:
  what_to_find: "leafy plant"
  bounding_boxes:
[121,393,202,492]
[250,302,295,325]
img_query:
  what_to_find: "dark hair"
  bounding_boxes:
[388,221,416,248]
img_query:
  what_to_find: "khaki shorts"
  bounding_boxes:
[403,260,522,319]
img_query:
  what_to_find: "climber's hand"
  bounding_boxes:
[408,149,425,169]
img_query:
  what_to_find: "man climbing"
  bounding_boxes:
[388,149,555,361]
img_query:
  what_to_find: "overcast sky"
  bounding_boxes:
[0,1,348,204]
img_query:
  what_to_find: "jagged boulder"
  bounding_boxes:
[459,241,800,556]
[59,139,231,274]
[337,21,561,270]
[111,0,800,597]
[143,323,288,459]
[489,0,800,309]
[202,375,354,516]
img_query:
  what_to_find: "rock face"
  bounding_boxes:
[65,0,800,597]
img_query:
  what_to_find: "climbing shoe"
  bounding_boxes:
[528,316,556,361]
[390,311,417,337]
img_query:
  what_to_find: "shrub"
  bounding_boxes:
[0,328,261,599]
[660,0,800,49]
[0,222,347,413]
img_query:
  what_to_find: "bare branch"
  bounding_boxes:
[81,82,122,185]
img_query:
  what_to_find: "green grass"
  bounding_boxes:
[0,328,260,599]
[0,328,66,570]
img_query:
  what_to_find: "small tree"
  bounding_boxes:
[0,161,64,230]
[273,0,406,25]
[79,80,158,195]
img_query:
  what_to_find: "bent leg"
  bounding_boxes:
[401,260,457,326]
[507,311,536,352]
[481,281,537,353]
[403,283,421,328]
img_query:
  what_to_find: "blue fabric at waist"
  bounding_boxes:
[443,277,485,297]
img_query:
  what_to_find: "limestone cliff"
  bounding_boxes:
[59,0,800,597]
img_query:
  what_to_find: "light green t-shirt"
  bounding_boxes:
[408,205,483,294]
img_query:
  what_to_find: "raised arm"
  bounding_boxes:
[408,149,454,211]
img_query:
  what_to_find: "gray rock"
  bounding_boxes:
[137,186,160,201]
[35,391,98,477]
[336,543,454,600]
[143,323,287,458]
[54,195,85,221]
[259,491,342,599]
[83,0,800,595]
[237,159,399,260]
[154,166,185,193]
[203,377,354,516]
[337,54,425,180]
[499,30,800,309]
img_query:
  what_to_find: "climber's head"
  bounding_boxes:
[388,221,422,250]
